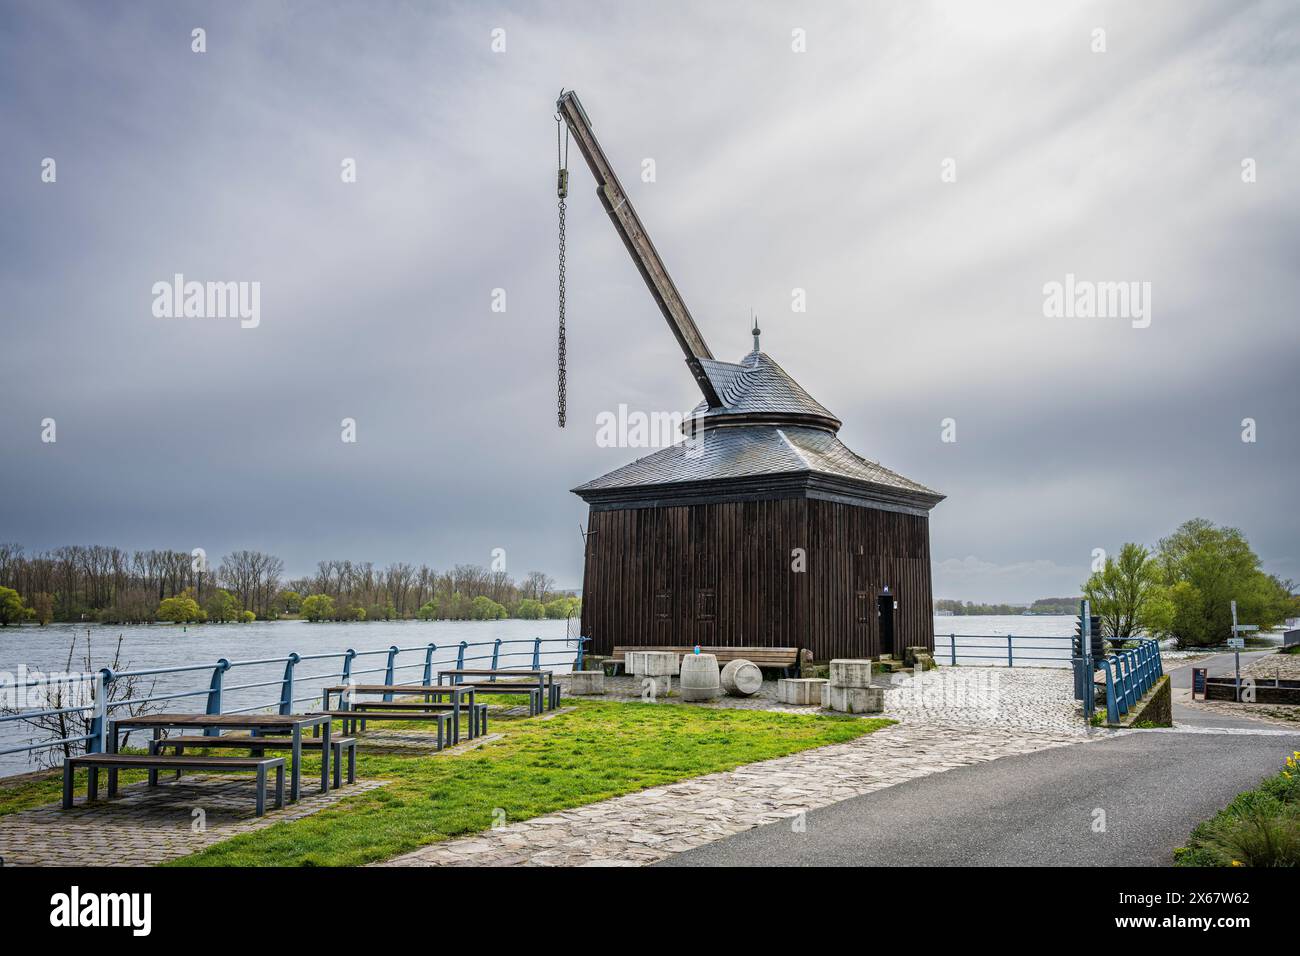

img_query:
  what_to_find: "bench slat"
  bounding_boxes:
[70,754,280,770]
[156,736,356,749]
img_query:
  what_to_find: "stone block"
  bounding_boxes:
[777,677,828,706]
[639,651,680,677]
[829,659,873,689]
[823,685,884,714]
[568,671,605,695]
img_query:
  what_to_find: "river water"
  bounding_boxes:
[0,615,1079,776]
[0,619,573,776]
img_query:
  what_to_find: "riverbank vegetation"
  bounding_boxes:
[1175,750,1300,867]
[0,543,577,626]
[1082,519,1298,648]
[934,597,1082,616]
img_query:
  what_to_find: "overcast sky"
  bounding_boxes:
[1,0,1296,602]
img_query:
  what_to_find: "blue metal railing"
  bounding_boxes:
[0,634,588,767]
[940,633,1077,667]
[1100,639,1164,724]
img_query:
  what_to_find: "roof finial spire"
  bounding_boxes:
[751,310,761,353]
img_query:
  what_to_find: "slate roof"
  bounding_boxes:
[573,348,943,512]
[575,424,937,494]
[690,351,841,429]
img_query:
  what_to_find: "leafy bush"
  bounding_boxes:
[157,593,204,624]
[515,598,545,620]
[301,594,335,622]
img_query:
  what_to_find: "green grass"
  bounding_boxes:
[177,701,887,867]
[0,699,888,866]
[1175,750,1300,866]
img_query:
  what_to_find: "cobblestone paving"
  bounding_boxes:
[382,719,1094,867]
[0,774,386,866]
[571,666,1089,735]
[1176,695,1300,726]
[1243,652,1300,681]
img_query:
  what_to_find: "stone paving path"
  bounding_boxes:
[0,774,387,866]
[576,666,1089,736]
[382,719,1096,867]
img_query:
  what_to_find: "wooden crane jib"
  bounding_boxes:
[555,89,723,410]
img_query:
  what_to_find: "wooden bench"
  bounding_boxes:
[608,646,801,676]
[442,683,546,715]
[151,736,358,789]
[316,710,455,749]
[341,701,489,738]
[62,753,285,816]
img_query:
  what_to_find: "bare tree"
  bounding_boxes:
[0,629,157,770]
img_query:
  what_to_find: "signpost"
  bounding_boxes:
[1229,601,1258,702]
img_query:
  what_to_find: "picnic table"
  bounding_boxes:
[108,712,330,803]
[437,669,557,715]
[322,683,479,742]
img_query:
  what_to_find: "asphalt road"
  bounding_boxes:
[657,728,1300,867]
[1167,650,1272,689]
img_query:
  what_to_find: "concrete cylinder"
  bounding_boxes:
[679,653,721,701]
[829,659,873,689]
[720,659,762,697]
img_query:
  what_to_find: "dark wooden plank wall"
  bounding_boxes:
[580,498,934,661]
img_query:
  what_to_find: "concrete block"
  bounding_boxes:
[639,651,681,678]
[829,659,873,689]
[777,677,828,706]
[823,685,884,714]
[568,671,605,695]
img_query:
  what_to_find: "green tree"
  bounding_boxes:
[0,586,30,625]
[301,594,335,622]
[470,596,507,620]
[416,599,439,621]
[1082,543,1174,638]
[278,590,303,615]
[544,596,579,619]
[157,593,203,623]
[204,589,240,623]
[515,598,545,620]
[240,609,256,623]
[1157,518,1288,647]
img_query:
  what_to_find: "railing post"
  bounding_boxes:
[423,644,437,686]
[86,667,113,754]
[383,646,399,701]
[1104,660,1119,724]
[490,639,501,680]
[532,637,541,670]
[278,653,300,715]
[341,648,356,683]
[576,636,586,671]
[456,641,467,674]
[204,659,230,737]
[1007,634,1013,668]
[950,633,956,666]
